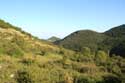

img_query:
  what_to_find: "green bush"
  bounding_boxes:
[0,40,24,56]
[15,70,34,83]
[95,50,108,65]
[21,56,35,65]
[39,50,46,56]
[102,75,121,83]
[74,75,95,83]
[82,47,91,57]
[6,46,24,57]
[112,65,121,75]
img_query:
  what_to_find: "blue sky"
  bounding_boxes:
[0,0,125,39]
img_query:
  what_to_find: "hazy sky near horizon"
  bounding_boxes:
[0,0,125,39]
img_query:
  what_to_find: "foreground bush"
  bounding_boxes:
[102,74,121,83]
[15,70,34,83]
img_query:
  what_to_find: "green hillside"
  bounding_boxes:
[101,24,125,57]
[0,19,61,56]
[104,24,125,37]
[55,25,125,58]
[55,30,107,52]
[0,19,124,83]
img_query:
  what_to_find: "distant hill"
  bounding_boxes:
[55,30,107,52]
[55,25,125,57]
[47,36,60,42]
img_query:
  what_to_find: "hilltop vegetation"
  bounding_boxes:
[0,19,124,83]
[55,30,107,52]
[104,24,125,37]
[55,25,125,58]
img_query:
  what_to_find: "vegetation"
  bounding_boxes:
[0,49,124,83]
[0,19,124,83]
[55,25,125,58]
[55,30,106,52]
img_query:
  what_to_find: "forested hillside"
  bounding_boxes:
[55,25,125,58]
[55,30,107,52]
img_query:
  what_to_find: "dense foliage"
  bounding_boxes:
[0,48,124,83]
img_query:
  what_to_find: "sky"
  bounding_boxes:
[0,0,125,39]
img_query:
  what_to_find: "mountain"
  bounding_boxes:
[55,25,125,57]
[55,30,107,52]
[47,36,60,42]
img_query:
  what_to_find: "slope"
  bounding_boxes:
[104,24,125,37]
[55,25,125,57]
[0,19,60,56]
[55,30,107,52]
[102,24,125,57]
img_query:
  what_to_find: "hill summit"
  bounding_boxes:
[47,36,60,42]
[55,25,125,57]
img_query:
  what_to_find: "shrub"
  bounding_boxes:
[64,73,73,83]
[15,70,34,83]
[74,75,95,83]
[102,75,121,83]
[95,50,108,65]
[112,65,121,75]
[21,55,35,65]
[39,50,46,56]
[6,46,24,57]
[0,40,24,57]
[78,55,93,62]
[82,47,91,57]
